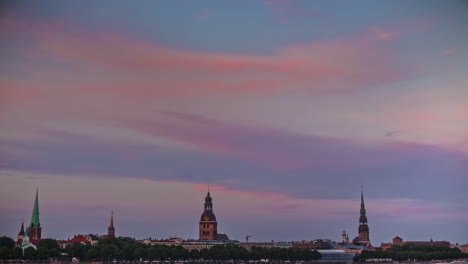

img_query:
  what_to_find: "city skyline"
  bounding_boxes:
[1,0,468,245]
[2,186,463,246]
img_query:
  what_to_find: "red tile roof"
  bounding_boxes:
[68,235,90,243]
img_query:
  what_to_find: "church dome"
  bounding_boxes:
[200,210,217,222]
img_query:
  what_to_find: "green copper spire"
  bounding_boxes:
[29,188,40,228]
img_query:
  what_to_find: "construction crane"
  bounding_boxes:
[246,234,252,242]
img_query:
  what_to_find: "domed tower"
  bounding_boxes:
[358,189,370,244]
[199,190,218,240]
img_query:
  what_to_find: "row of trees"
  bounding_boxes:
[356,244,468,262]
[0,237,62,260]
[0,236,321,261]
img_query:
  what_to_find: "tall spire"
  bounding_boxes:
[19,221,25,235]
[29,188,40,228]
[358,187,370,244]
[360,187,366,215]
[108,210,115,237]
[110,210,114,229]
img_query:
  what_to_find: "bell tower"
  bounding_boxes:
[199,189,218,240]
[358,189,370,244]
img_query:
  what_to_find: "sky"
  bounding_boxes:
[0,0,468,245]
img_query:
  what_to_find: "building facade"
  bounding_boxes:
[141,238,182,247]
[457,244,468,253]
[182,239,239,251]
[199,191,218,240]
[380,236,451,251]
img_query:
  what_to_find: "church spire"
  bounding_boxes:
[29,188,40,228]
[19,221,25,235]
[360,188,366,215]
[358,188,370,244]
[110,211,114,229]
[108,210,115,237]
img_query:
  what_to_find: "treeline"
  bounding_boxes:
[356,243,468,261]
[0,236,321,261]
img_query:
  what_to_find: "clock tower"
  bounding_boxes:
[199,190,218,240]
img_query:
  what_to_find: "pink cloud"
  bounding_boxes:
[0,18,414,121]
[23,24,406,100]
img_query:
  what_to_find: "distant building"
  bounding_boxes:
[16,221,25,246]
[239,242,275,251]
[380,236,450,251]
[457,244,468,253]
[57,239,69,249]
[274,241,293,248]
[108,211,115,238]
[342,231,349,243]
[68,235,91,245]
[17,188,42,249]
[331,241,368,253]
[182,239,239,251]
[292,242,322,249]
[21,229,37,251]
[182,190,239,250]
[84,234,99,245]
[239,241,295,250]
[199,190,218,240]
[197,189,230,241]
[354,189,370,247]
[141,238,182,247]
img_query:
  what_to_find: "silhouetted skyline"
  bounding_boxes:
[0,0,467,245]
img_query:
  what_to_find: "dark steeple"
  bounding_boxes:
[110,211,114,229]
[108,211,115,237]
[359,189,368,224]
[18,221,25,236]
[357,188,370,244]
